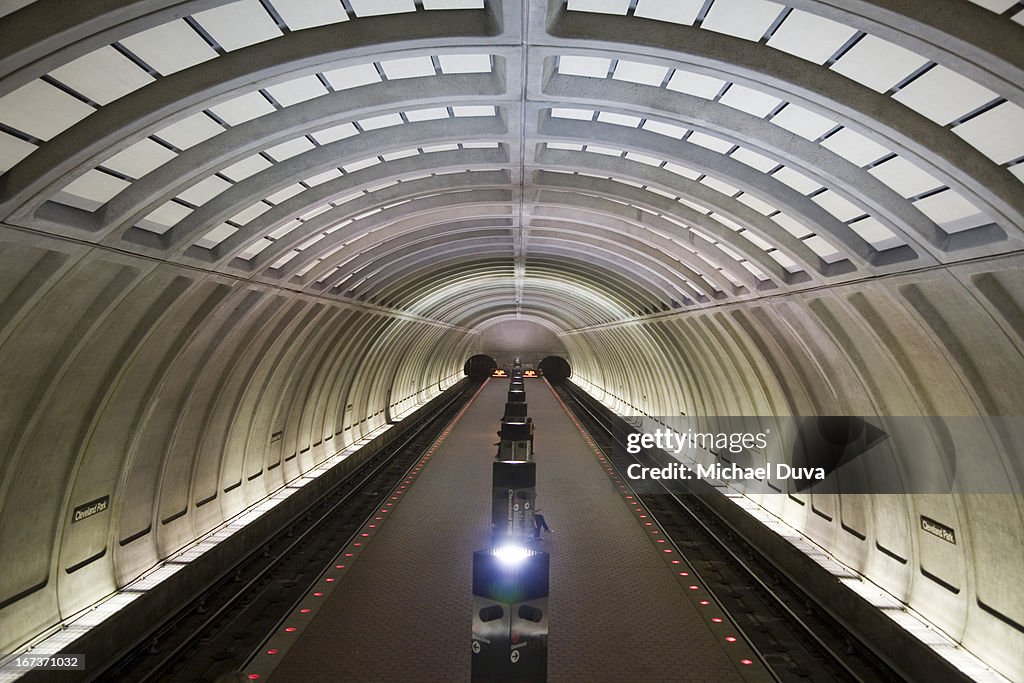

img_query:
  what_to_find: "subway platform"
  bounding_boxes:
[246,379,761,682]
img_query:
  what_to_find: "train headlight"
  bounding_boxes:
[493,544,531,566]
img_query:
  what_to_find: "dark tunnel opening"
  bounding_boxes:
[538,356,571,383]
[464,354,497,381]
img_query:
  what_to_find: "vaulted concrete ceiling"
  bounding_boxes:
[2,0,1020,330]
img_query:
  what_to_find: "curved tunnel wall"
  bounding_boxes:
[0,228,474,653]
[564,255,1024,679]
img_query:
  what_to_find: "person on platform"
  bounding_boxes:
[532,510,552,540]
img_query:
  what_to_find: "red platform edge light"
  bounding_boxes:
[332,390,465,559]
[552,380,738,651]
[551,387,758,664]
[251,385,485,682]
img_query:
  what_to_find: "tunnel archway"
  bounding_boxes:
[0,2,1021,679]
[464,354,497,381]
[538,356,571,384]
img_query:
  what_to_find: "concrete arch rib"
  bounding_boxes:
[380,239,675,311]
[293,218,509,291]
[261,197,515,284]
[529,90,948,260]
[474,313,565,336]
[314,189,731,302]
[785,0,1024,105]
[528,175,799,288]
[535,9,1024,242]
[0,6,512,221]
[437,293,594,329]
[384,268,653,328]
[527,200,758,294]
[230,172,512,276]
[0,0,241,97]
[309,216,704,307]
[97,112,508,250]
[525,214,738,297]
[535,110,952,265]
[315,235,514,296]
[520,270,663,323]
[270,198,515,283]
[334,249,668,325]
[507,256,675,315]
[324,239,675,318]
[247,165,504,251]
[458,302,588,330]
[524,235,708,304]
[533,126,878,271]
[101,77,511,241]
[395,279,610,329]
[453,285,627,329]
[378,263,514,310]
[374,267,511,314]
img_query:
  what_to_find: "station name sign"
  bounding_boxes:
[72,495,110,524]
[920,515,956,544]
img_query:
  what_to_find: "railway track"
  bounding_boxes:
[554,381,903,683]
[99,380,480,683]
